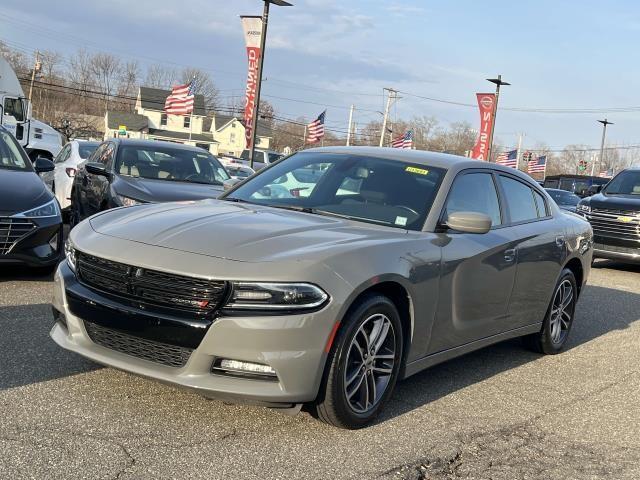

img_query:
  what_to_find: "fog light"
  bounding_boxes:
[212,358,277,379]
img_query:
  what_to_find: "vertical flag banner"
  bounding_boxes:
[470,93,496,160]
[241,16,263,149]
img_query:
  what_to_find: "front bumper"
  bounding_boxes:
[50,262,337,406]
[0,215,63,267]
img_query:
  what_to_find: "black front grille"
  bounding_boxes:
[0,218,36,255]
[84,321,192,368]
[586,209,640,241]
[76,253,228,315]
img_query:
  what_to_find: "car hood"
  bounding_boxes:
[113,175,224,203]
[88,200,407,262]
[0,169,52,216]
[585,192,640,210]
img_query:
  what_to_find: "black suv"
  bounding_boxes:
[70,139,230,227]
[577,167,640,263]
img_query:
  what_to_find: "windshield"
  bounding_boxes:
[78,143,99,159]
[546,189,580,206]
[116,145,230,185]
[604,170,640,195]
[0,128,31,171]
[225,152,446,231]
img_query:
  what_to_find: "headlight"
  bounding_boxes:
[12,198,60,218]
[225,282,328,310]
[117,195,144,207]
[65,239,76,273]
[576,204,591,213]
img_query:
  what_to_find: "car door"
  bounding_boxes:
[497,174,565,329]
[428,170,519,353]
[86,142,116,215]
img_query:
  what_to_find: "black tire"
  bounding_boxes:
[524,268,577,354]
[312,294,403,429]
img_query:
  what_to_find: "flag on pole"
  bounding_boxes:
[306,110,326,144]
[528,155,547,174]
[496,149,518,168]
[164,80,196,115]
[392,130,414,149]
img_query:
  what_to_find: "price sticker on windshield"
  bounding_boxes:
[405,166,429,175]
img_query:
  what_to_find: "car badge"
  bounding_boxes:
[617,216,634,223]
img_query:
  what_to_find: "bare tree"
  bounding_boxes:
[180,67,219,109]
[144,64,178,89]
[90,53,122,111]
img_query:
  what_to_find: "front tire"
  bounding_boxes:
[312,294,403,429]
[524,268,577,354]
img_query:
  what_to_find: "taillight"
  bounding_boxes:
[65,167,77,178]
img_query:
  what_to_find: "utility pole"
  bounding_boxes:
[346,104,355,146]
[596,119,613,176]
[379,88,397,147]
[248,0,292,169]
[28,50,41,103]
[515,132,524,170]
[486,75,510,162]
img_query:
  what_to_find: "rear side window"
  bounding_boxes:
[445,172,502,227]
[499,175,538,223]
[533,190,548,217]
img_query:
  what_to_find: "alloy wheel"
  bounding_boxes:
[343,313,396,414]
[549,279,574,345]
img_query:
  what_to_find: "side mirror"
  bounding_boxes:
[34,157,55,173]
[445,211,492,234]
[223,178,242,191]
[85,162,109,176]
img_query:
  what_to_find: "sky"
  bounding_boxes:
[3,0,640,152]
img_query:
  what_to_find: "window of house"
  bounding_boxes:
[160,113,167,126]
[230,132,236,143]
[184,116,190,128]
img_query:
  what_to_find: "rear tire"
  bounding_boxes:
[312,294,403,429]
[524,268,577,354]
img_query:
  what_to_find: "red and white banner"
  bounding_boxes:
[470,93,496,160]
[241,16,263,149]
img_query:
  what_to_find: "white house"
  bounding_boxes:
[209,114,273,157]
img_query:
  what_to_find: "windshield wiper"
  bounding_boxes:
[267,204,315,214]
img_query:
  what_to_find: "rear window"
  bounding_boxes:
[499,175,539,223]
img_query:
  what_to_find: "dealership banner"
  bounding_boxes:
[241,15,263,149]
[470,93,496,160]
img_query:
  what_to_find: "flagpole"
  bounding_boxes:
[188,112,194,143]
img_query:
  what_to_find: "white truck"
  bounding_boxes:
[0,56,62,161]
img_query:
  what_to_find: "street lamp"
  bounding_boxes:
[595,118,613,176]
[486,75,510,162]
[248,0,293,169]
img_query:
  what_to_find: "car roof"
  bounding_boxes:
[302,146,540,184]
[105,138,207,152]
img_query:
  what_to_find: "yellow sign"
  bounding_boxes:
[405,166,429,175]
[118,125,127,134]
[617,216,634,223]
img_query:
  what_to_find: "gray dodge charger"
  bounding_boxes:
[52,147,593,429]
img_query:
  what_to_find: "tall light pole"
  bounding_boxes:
[596,118,613,176]
[486,75,510,162]
[249,0,292,169]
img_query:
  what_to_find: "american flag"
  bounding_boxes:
[306,110,326,144]
[528,155,547,174]
[496,149,518,168]
[392,130,414,149]
[164,80,196,115]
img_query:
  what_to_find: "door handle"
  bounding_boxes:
[504,248,517,263]
[555,236,566,247]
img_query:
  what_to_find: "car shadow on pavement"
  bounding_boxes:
[0,265,58,283]
[592,259,640,274]
[379,284,640,424]
[0,303,99,391]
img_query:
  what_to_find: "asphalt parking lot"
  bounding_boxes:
[1,261,639,480]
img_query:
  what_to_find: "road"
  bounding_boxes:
[1,260,639,479]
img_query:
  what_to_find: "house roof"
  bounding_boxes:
[212,114,273,138]
[138,86,207,116]
[106,111,148,131]
[147,128,218,143]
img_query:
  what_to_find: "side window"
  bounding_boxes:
[3,98,25,122]
[100,143,115,166]
[445,172,502,227]
[89,144,107,163]
[55,145,71,164]
[533,190,548,218]
[499,175,539,223]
